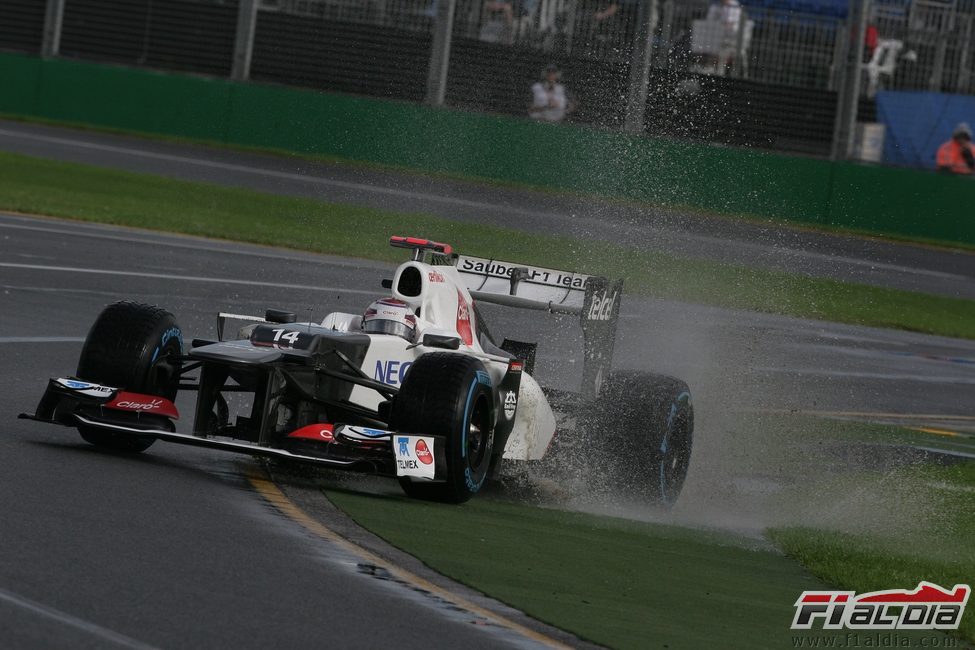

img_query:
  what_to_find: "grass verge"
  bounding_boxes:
[7,112,975,254]
[326,489,830,649]
[324,415,974,648]
[3,150,975,339]
[769,461,975,645]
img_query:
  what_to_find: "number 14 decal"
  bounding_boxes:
[271,329,301,345]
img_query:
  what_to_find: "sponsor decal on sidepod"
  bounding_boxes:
[375,360,412,386]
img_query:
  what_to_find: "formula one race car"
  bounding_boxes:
[20,236,693,504]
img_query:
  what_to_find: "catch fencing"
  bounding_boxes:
[4,0,972,159]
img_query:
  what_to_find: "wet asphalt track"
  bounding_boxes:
[0,215,588,650]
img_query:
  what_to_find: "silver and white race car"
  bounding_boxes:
[20,236,693,504]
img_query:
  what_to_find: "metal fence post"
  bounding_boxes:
[655,0,675,68]
[42,0,66,57]
[426,0,457,107]
[831,0,869,160]
[623,0,659,135]
[732,7,747,78]
[929,37,947,92]
[231,0,258,81]
[956,16,973,94]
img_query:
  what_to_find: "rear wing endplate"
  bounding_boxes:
[456,255,623,399]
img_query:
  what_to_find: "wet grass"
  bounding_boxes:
[2,150,974,339]
[326,489,834,649]
[325,415,974,648]
[769,462,975,644]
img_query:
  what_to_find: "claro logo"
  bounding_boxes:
[115,398,164,411]
[587,290,618,321]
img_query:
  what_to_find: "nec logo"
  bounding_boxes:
[587,290,618,321]
[375,360,413,386]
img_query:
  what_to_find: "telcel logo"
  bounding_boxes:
[587,290,617,321]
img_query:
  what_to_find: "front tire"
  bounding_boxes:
[76,301,183,453]
[390,353,495,503]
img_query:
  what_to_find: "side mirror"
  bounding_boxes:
[266,309,297,324]
[422,333,462,350]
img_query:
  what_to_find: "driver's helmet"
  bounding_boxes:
[362,297,417,341]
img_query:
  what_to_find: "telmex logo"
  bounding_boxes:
[587,290,617,321]
[792,582,970,631]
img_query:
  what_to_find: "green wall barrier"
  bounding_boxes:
[2,51,973,246]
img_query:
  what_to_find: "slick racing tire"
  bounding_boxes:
[588,372,693,507]
[390,353,495,504]
[76,301,183,453]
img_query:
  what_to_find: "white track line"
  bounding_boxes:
[0,217,390,270]
[0,127,550,218]
[0,586,161,650]
[0,262,375,295]
[0,337,84,344]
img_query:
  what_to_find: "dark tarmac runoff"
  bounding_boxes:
[0,119,974,301]
[1,215,586,649]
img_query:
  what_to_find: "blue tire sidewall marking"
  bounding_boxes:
[461,374,489,493]
[658,391,692,503]
[151,326,184,365]
[461,378,478,460]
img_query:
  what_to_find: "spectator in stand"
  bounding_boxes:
[936,123,975,174]
[707,0,741,31]
[584,0,638,51]
[593,1,620,23]
[705,0,743,74]
[862,6,879,63]
[529,64,570,123]
[482,0,539,43]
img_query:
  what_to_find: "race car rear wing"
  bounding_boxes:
[455,254,623,400]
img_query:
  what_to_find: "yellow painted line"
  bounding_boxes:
[245,467,571,650]
[916,427,961,437]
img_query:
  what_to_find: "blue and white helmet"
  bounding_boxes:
[362,297,417,341]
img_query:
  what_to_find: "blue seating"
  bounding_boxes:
[738,0,861,19]
[742,0,913,20]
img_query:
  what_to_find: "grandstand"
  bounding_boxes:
[1,0,972,161]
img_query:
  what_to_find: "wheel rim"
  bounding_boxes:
[466,394,489,472]
[146,342,181,399]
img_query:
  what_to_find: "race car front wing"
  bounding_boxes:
[19,377,448,481]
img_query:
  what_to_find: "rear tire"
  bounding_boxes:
[587,372,693,507]
[76,301,183,453]
[390,353,495,503]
